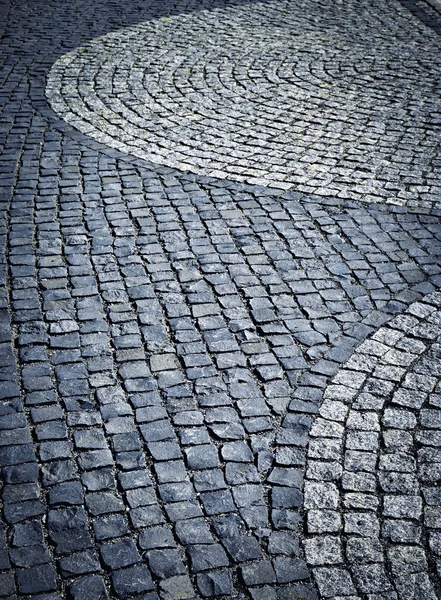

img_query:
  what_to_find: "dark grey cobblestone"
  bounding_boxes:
[1,0,441,598]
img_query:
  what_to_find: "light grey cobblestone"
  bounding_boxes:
[305,293,441,599]
[46,0,441,209]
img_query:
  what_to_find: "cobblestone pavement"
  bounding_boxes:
[1,0,441,599]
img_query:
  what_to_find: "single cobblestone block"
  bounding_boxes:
[350,564,391,594]
[383,495,422,519]
[84,490,124,515]
[241,560,276,585]
[272,486,303,509]
[0,412,26,431]
[126,487,156,508]
[304,536,343,565]
[221,441,253,462]
[232,484,264,508]
[314,567,356,597]
[3,483,39,503]
[77,449,113,471]
[16,564,57,594]
[174,518,214,545]
[304,482,339,510]
[155,461,188,483]
[148,441,182,461]
[188,544,229,572]
[9,544,51,567]
[159,575,195,600]
[184,444,219,469]
[267,531,300,556]
[48,481,84,505]
[0,546,9,570]
[59,549,101,577]
[139,526,176,550]
[147,549,186,578]
[10,521,44,547]
[0,572,16,596]
[4,499,45,524]
[165,500,203,522]
[222,536,262,562]
[150,354,179,371]
[35,420,68,441]
[344,512,380,537]
[0,444,35,467]
[39,440,72,461]
[196,572,233,597]
[100,539,141,569]
[130,505,165,528]
[69,575,109,600]
[249,587,277,600]
[178,427,211,446]
[118,470,151,490]
[74,429,108,450]
[273,556,309,583]
[158,482,194,504]
[225,462,260,485]
[82,468,115,492]
[112,564,155,597]
[141,421,175,443]
[48,507,92,554]
[200,490,235,515]
[382,519,421,544]
[388,545,428,577]
[3,463,38,484]
[93,515,129,541]
[193,469,227,492]
[346,536,383,563]
[209,422,245,440]
[395,572,437,600]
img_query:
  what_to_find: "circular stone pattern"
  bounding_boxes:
[46,0,441,207]
[304,293,441,599]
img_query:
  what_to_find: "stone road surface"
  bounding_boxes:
[1,0,441,598]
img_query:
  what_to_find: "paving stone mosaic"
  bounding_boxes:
[1,0,441,598]
[45,0,441,207]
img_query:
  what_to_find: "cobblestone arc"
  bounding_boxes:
[46,0,441,208]
[305,293,441,599]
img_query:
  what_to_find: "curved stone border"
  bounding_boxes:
[46,0,441,208]
[304,292,441,598]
